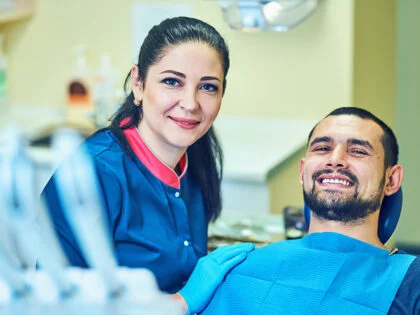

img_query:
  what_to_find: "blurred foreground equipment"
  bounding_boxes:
[0,125,182,315]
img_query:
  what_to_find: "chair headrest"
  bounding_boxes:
[303,188,403,244]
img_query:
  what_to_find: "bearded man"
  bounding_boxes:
[200,107,420,315]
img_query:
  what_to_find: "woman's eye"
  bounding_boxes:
[201,83,219,92]
[162,78,180,87]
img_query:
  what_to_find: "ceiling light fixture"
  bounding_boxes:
[219,0,320,31]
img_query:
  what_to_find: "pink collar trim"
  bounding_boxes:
[121,120,187,189]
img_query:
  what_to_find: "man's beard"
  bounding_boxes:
[303,169,385,223]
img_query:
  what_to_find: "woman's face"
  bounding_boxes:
[132,42,224,164]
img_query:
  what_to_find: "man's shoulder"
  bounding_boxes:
[396,252,420,288]
[239,238,309,264]
[388,253,420,314]
[401,253,420,277]
[394,250,420,276]
[228,240,297,279]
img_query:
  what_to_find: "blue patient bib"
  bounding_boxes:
[202,233,415,315]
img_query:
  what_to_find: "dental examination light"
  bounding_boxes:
[219,0,319,31]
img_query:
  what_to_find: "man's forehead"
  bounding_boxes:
[310,115,383,144]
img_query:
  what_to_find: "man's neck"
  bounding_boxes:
[308,215,386,249]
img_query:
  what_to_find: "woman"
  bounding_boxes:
[42,16,253,314]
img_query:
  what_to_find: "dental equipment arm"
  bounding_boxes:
[51,129,122,296]
[0,125,74,295]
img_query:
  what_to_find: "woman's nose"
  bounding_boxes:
[179,88,199,111]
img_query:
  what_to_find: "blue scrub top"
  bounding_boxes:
[42,127,209,293]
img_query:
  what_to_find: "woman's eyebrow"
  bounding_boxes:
[160,70,185,78]
[159,71,221,82]
[200,76,221,82]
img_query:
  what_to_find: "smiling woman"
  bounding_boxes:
[41,16,255,315]
[131,41,224,167]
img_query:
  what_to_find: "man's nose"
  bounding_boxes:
[326,147,348,168]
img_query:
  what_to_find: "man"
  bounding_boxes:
[201,107,420,314]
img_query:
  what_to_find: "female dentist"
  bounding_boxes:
[42,16,254,314]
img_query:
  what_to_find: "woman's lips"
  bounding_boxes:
[170,116,200,130]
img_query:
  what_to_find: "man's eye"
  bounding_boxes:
[314,147,330,152]
[201,83,219,92]
[351,149,367,155]
[162,78,180,87]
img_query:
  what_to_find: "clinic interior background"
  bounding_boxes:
[0,0,419,249]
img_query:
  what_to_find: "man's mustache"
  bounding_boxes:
[311,169,359,185]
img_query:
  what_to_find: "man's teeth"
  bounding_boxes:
[321,178,351,186]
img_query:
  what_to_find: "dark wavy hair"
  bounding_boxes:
[307,107,399,168]
[107,17,229,221]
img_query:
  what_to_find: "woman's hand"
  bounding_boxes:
[178,242,255,314]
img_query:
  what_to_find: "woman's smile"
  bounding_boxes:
[169,116,201,129]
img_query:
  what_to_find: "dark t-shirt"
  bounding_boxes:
[388,252,420,314]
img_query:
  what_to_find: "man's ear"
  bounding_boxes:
[299,158,305,186]
[384,164,404,196]
[131,65,144,103]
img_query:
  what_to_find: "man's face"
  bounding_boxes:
[300,115,387,222]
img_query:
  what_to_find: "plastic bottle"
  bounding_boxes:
[92,54,120,128]
[66,45,93,127]
[0,34,9,108]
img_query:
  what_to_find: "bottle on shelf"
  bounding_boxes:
[66,44,93,128]
[92,54,120,129]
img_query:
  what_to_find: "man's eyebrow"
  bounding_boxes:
[348,138,374,151]
[309,136,332,147]
[160,70,185,78]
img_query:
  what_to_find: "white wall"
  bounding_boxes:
[2,0,354,119]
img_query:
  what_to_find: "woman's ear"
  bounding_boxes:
[131,65,143,105]
[384,164,404,196]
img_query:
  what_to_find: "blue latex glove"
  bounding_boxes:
[179,242,255,314]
